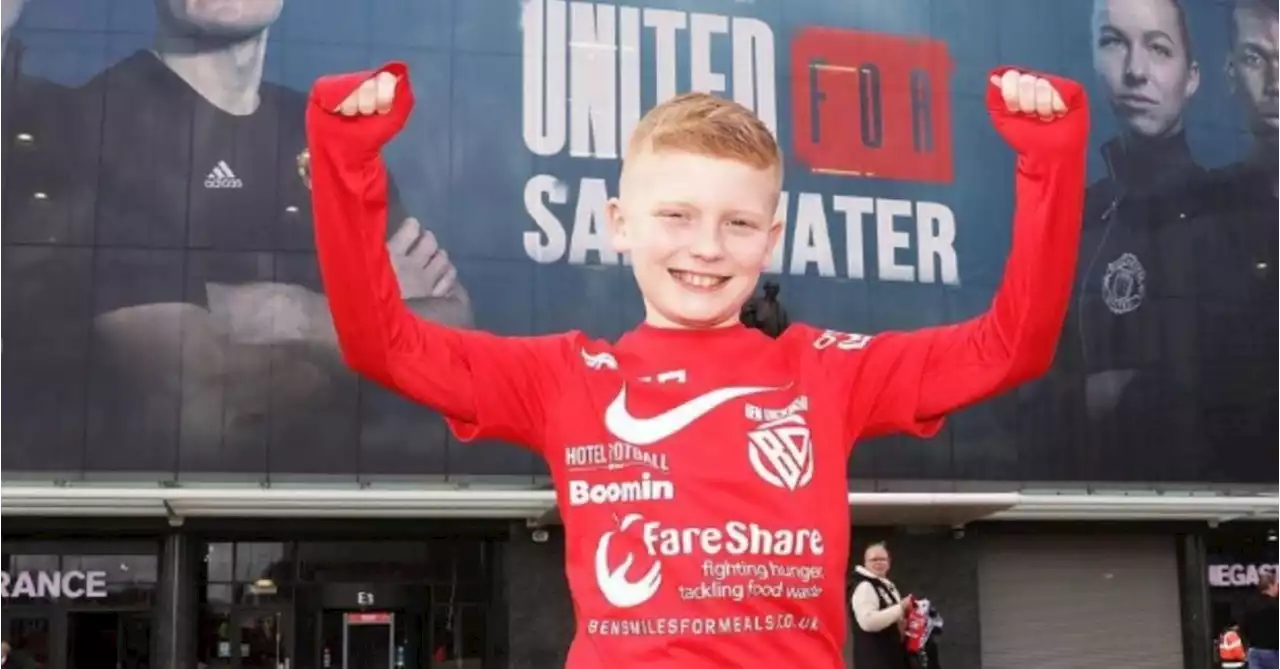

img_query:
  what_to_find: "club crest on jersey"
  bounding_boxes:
[1101,252,1145,315]
[745,397,813,491]
[297,148,311,190]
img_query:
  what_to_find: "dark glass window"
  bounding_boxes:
[195,608,232,668]
[297,541,431,582]
[234,543,289,584]
[200,541,292,587]
[195,538,494,666]
[198,541,295,669]
[204,542,234,582]
[431,604,488,666]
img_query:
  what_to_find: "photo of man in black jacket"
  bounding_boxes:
[1190,0,1279,482]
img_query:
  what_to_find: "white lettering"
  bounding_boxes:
[564,441,670,472]
[86,570,107,597]
[11,572,33,598]
[522,0,568,156]
[523,174,570,262]
[569,2,618,159]
[522,1,778,159]
[641,521,825,557]
[645,9,686,102]
[524,178,961,283]
[813,330,872,351]
[566,443,608,467]
[689,13,729,95]
[916,201,959,285]
[566,177,618,265]
[1,571,109,599]
[731,17,777,134]
[744,396,809,422]
[1208,563,1278,588]
[789,193,836,277]
[39,571,60,597]
[833,195,873,280]
[569,472,676,506]
[618,5,642,158]
[863,197,961,285]
[587,614,819,637]
[60,571,86,598]
[518,0,957,285]
[876,198,915,283]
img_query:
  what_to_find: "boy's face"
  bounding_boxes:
[609,149,782,330]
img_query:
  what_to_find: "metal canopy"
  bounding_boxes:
[1,484,1275,525]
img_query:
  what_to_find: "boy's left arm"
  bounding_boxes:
[802,69,1089,442]
[910,70,1088,421]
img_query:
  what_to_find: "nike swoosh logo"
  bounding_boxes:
[604,383,778,446]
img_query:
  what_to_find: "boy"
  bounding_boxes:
[306,63,1086,668]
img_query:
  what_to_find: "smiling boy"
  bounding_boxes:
[306,63,1087,668]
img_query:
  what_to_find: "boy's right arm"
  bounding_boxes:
[306,63,574,450]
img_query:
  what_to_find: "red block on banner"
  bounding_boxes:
[791,27,954,184]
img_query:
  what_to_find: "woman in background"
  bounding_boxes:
[850,543,916,669]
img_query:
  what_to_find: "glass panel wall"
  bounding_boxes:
[197,539,495,668]
[197,541,294,669]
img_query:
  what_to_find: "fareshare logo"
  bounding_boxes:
[593,515,827,608]
[595,513,663,608]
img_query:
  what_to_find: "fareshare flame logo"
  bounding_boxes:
[595,513,662,608]
[747,414,814,491]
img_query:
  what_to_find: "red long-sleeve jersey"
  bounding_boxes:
[306,63,1087,669]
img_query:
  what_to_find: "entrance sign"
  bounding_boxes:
[1,570,109,599]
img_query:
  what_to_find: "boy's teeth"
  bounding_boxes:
[673,271,724,288]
